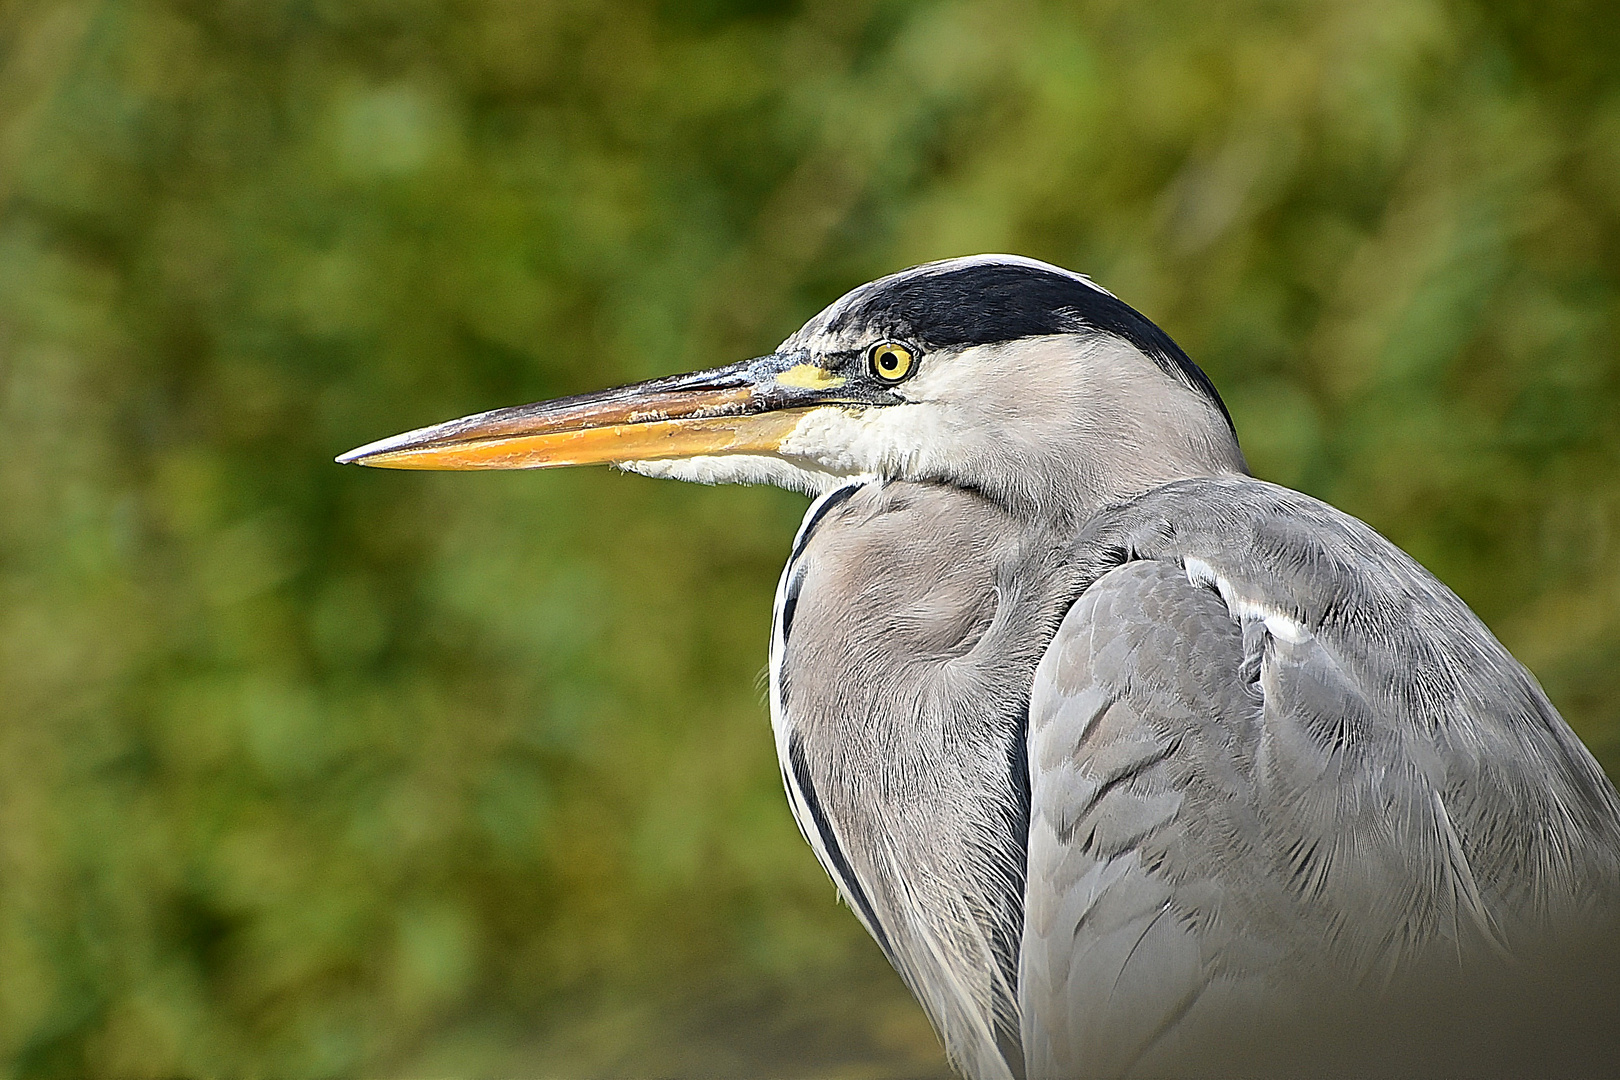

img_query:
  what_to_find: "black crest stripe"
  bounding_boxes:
[828,261,1234,433]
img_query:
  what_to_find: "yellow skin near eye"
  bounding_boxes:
[871,342,915,382]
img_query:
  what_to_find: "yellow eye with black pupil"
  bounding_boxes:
[869,342,916,383]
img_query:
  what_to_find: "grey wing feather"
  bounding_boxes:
[1020,477,1620,1079]
[1022,561,1272,1078]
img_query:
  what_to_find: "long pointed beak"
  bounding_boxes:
[336,355,850,470]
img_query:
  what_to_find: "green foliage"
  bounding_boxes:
[1,0,1617,1074]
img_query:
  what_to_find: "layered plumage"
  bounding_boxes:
[342,256,1620,1079]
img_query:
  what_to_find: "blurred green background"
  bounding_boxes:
[3,0,1619,1075]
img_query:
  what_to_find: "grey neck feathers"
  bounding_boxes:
[916,334,1248,529]
[776,483,1088,1079]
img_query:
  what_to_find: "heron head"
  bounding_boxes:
[339,255,1246,520]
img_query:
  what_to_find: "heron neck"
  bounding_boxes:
[916,335,1249,530]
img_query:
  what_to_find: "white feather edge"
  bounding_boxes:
[1183,556,1311,644]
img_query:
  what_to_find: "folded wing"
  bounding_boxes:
[1020,478,1620,1078]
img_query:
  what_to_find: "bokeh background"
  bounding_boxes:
[3,0,1620,1075]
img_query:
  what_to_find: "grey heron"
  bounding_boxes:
[340,255,1620,1078]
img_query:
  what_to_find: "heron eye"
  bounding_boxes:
[869,342,916,383]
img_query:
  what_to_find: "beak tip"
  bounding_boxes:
[336,429,420,467]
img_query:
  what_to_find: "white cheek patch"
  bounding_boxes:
[619,455,834,494]
[776,405,948,478]
[1183,556,1311,644]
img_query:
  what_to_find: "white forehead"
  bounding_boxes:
[778,254,1116,352]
